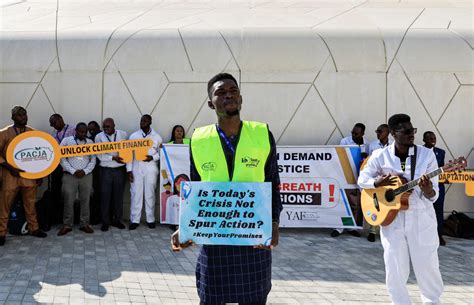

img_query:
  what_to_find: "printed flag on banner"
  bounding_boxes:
[159,144,190,224]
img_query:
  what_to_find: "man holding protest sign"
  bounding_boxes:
[0,106,47,246]
[171,73,282,305]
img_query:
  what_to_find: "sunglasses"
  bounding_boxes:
[395,127,417,135]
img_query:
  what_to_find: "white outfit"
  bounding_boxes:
[166,194,179,225]
[358,144,443,305]
[340,135,369,155]
[95,130,128,168]
[126,128,162,224]
[368,138,393,156]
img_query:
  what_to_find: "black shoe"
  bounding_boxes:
[367,233,376,242]
[147,222,156,229]
[111,222,125,229]
[348,230,361,237]
[41,224,51,232]
[0,236,5,246]
[330,230,340,237]
[101,224,109,232]
[129,223,139,230]
[31,230,47,238]
[169,225,178,231]
[439,235,446,246]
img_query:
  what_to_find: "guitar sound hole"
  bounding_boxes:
[385,190,395,202]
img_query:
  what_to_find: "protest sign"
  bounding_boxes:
[179,181,272,246]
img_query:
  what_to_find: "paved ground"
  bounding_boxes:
[0,226,473,305]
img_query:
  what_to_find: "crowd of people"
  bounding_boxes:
[0,72,449,304]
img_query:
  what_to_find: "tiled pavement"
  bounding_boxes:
[0,226,473,305]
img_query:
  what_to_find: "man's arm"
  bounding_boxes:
[420,150,439,202]
[151,134,162,161]
[358,154,381,189]
[59,138,76,175]
[95,134,113,162]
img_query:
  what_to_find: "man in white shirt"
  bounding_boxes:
[58,123,96,236]
[366,123,392,242]
[126,115,162,230]
[95,118,128,232]
[358,114,443,305]
[332,123,368,238]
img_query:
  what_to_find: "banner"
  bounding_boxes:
[439,171,474,196]
[159,145,363,228]
[179,182,272,246]
[159,144,190,224]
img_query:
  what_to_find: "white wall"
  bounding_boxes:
[1,0,473,217]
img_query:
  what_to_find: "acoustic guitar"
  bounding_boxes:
[361,157,467,226]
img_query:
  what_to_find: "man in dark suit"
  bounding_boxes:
[423,131,446,246]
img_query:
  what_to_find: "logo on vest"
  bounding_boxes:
[202,162,217,172]
[242,156,260,168]
[14,147,53,162]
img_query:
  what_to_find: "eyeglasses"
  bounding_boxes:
[395,127,417,135]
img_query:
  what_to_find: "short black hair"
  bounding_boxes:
[423,131,435,139]
[379,124,389,129]
[76,122,87,129]
[50,113,63,120]
[354,123,366,132]
[88,121,100,128]
[388,114,411,131]
[207,73,239,98]
[142,114,152,121]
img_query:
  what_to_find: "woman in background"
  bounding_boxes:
[168,125,190,144]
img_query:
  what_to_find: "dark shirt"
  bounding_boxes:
[189,123,282,303]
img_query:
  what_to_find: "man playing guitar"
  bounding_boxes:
[358,114,443,304]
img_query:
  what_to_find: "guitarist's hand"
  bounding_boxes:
[374,175,398,188]
[419,175,435,198]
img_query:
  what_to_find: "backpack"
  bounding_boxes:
[8,194,29,235]
[443,210,474,239]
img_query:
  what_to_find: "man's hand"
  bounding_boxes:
[128,172,134,183]
[112,156,124,164]
[3,163,24,177]
[419,175,435,198]
[254,222,279,250]
[74,170,85,178]
[374,175,398,188]
[171,229,193,252]
[144,155,153,162]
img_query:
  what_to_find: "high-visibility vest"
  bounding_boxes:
[191,121,270,182]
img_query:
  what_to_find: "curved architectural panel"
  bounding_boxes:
[1,0,473,214]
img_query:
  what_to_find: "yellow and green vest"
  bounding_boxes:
[191,121,270,182]
[168,138,190,144]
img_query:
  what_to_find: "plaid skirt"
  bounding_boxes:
[196,245,272,304]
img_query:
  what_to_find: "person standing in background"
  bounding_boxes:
[57,123,96,236]
[95,118,127,232]
[0,106,47,246]
[423,131,447,246]
[87,120,102,225]
[49,114,75,225]
[168,125,190,144]
[127,114,162,230]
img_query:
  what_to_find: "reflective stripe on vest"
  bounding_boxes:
[191,121,270,182]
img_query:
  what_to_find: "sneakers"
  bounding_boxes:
[367,233,376,242]
[330,230,340,237]
[111,222,125,229]
[147,222,156,229]
[79,225,94,234]
[57,226,72,236]
[31,230,47,238]
[129,223,139,230]
[101,224,109,232]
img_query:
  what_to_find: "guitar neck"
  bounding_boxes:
[393,167,443,196]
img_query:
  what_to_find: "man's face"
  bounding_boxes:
[49,116,63,131]
[423,133,436,148]
[208,79,242,117]
[13,109,28,126]
[88,123,100,137]
[376,126,389,141]
[102,120,115,135]
[76,126,88,140]
[140,116,151,130]
[351,127,364,142]
[391,122,416,146]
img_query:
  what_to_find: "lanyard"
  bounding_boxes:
[13,126,25,135]
[56,124,69,143]
[105,132,117,142]
[74,136,85,145]
[216,125,235,154]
